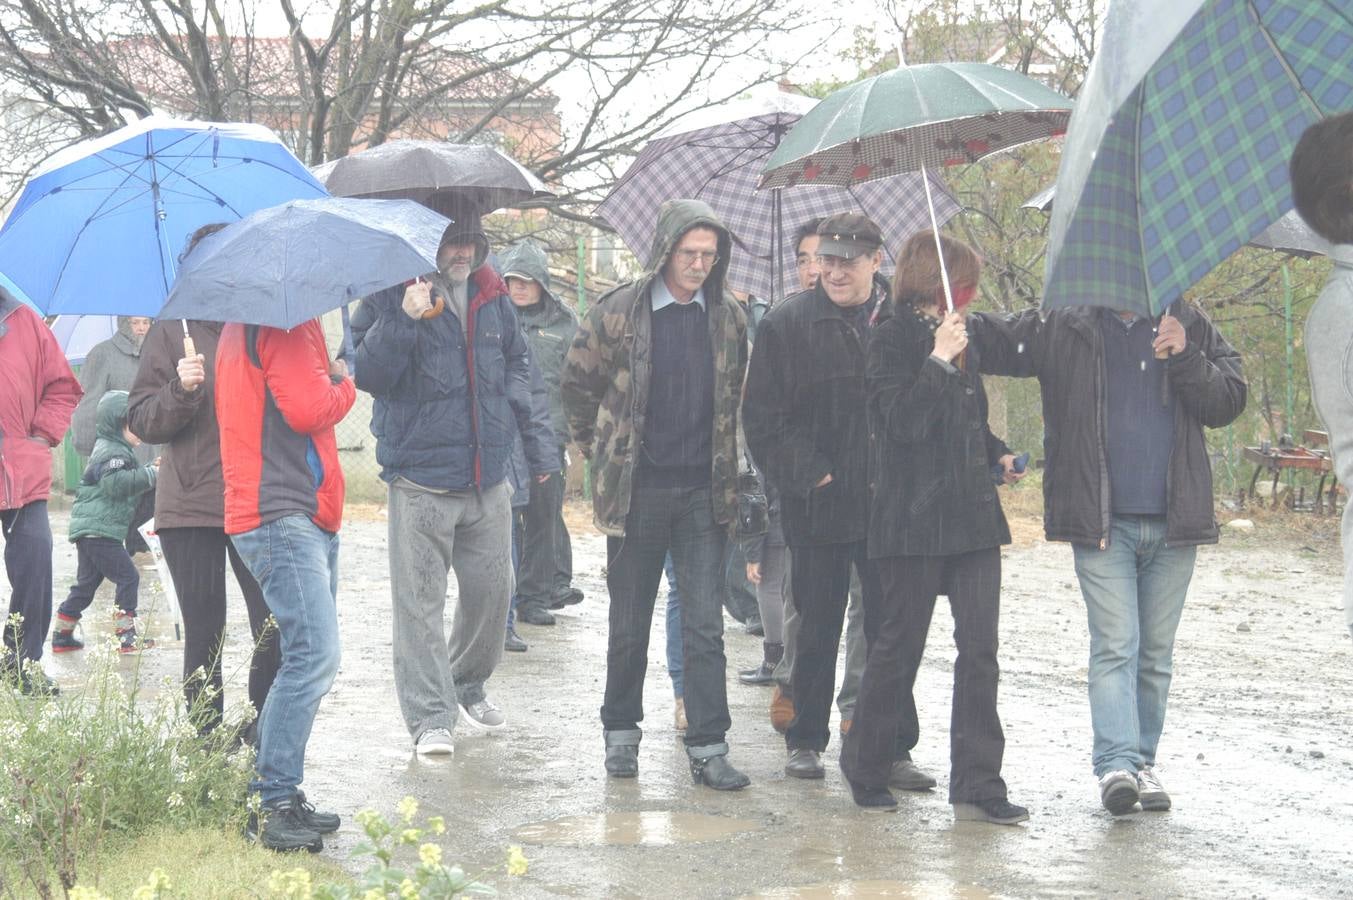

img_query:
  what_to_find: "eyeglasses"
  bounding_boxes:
[674,248,720,267]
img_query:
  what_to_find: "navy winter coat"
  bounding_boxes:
[351,265,556,491]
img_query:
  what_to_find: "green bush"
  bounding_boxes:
[0,625,252,898]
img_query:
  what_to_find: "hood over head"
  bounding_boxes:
[431,192,490,271]
[499,239,555,295]
[645,199,732,300]
[115,316,147,354]
[95,389,131,441]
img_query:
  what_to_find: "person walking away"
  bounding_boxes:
[970,269,1246,816]
[562,198,750,789]
[217,314,355,852]
[71,316,156,554]
[0,286,81,695]
[129,225,281,739]
[744,213,929,786]
[1290,111,1353,642]
[50,391,157,654]
[351,202,555,755]
[500,239,580,625]
[839,232,1027,823]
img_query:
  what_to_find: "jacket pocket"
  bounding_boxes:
[908,477,945,517]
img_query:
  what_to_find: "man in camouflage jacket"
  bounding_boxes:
[562,199,749,790]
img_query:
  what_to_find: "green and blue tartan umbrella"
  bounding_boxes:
[1042,0,1353,316]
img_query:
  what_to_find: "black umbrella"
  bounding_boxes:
[313,140,553,214]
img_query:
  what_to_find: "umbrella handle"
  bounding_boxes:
[422,296,446,319]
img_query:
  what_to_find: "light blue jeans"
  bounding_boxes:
[232,516,341,805]
[1072,515,1195,777]
[664,553,683,698]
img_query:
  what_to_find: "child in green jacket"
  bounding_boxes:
[50,390,157,654]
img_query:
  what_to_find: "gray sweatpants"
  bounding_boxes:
[389,479,513,740]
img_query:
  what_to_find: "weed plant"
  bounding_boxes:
[0,619,252,899]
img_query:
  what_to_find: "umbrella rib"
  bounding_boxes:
[1246,0,1331,120]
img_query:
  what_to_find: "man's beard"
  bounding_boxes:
[441,261,472,281]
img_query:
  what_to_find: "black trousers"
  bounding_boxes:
[58,537,139,617]
[785,540,886,752]
[602,485,730,749]
[1,500,53,663]
[515,464,565,611]
[840,548,1008,803]
[158,526,280,731]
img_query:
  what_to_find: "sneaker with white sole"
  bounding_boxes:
[459,698,507,732]
[1098,769,1140,815]
[416,727,454,755]
[1137,766,1171,811]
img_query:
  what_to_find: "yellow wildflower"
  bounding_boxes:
[506,845,529,877]
[397,795,419,822]
[399,827,421,845]
[131,868,172,900]
[426,815,446,835]
[266,868,314,899]
[419,842,443,867]
[68,887,109,900]
[399,877,419,899]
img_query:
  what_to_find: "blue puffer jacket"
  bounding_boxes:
[351,265,556,491]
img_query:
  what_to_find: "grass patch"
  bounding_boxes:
[76,826,351,898]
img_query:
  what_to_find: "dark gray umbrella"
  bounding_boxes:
[313,140,553,214]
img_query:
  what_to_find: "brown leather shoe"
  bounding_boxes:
[770,686,794,733]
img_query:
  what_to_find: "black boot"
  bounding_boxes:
[604,728,641,778]
[689,747,750,791]
[293,790,341,833]
[738,641,782,685]
[246,796,323,852]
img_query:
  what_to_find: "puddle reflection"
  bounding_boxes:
[514,811,760,846]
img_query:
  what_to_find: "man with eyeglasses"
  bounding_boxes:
[562,199,750,790]
[744,212,933,789]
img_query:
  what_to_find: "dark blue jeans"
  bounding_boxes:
[603,485,730,749]
[59,537,140,618]
[1,500,53,664]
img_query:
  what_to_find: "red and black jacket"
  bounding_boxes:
[215,319,356,535]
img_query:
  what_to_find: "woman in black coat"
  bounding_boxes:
[838,231,1028,824]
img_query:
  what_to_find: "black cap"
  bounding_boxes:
[816,212,883,259]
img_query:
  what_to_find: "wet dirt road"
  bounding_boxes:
[45,505,1353,898]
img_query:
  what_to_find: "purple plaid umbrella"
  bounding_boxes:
[597,93,959,303]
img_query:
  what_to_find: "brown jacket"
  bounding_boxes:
[126,319,228,529]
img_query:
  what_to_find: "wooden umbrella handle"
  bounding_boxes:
[421,295,446,319]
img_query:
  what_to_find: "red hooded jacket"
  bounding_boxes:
[1,296,82,510]
[215,319,356,535]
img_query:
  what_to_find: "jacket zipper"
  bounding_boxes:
[1095,333,1110,550]
[466,290,482,487]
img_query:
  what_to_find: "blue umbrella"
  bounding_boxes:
[0,115,326,317]
[159,198,450,345]
[1041,0,1353,316]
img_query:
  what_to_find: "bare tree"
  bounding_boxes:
[0,0,823,216]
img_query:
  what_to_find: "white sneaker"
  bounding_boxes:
[1137,766,1171,811]
[416,727,454,755]
[459,698,507,732]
